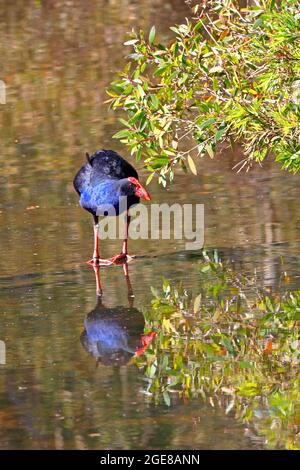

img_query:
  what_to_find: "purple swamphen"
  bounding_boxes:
[73,149,151,265]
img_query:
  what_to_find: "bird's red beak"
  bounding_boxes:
[136,184,151,201]
[128,177,151,201]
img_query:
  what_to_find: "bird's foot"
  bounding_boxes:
[86,257,113,266]
[110,253,135,265]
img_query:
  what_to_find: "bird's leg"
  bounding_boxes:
[92,223,100,261]
[87,218,112,266]
[93,264,103,296]
[111,211,135,264]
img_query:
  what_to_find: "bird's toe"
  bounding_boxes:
[86,258,113,266]
[110,253,135,264]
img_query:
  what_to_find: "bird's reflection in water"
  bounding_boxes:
[81,263,156,366]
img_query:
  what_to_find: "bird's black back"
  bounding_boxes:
[73,149,139,195]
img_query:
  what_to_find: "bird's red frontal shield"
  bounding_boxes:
[128,177,151,201]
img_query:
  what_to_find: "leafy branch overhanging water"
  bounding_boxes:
[108,0,300,184]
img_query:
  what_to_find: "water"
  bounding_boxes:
[0,0,300,450]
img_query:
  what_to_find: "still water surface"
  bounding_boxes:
[0,0,299,449]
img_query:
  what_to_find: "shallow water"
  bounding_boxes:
[0,0,300,450]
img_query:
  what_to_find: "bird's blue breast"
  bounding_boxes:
[80,180,122,216]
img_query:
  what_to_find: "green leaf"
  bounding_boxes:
[137,84,146,99]
[205,144,214,159]
[169,26,179,34]
[150,94,159,109]
[187,155,197,175]
[154,65,169,77]
[129,110,145,124]
[123,39,139,46]
[112,129,130,139]
[149,26,156,45]
[146,172,155,185]
[196,118,216,130]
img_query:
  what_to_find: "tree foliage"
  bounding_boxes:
[108,0,300,184]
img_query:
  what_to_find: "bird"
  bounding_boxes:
[73,149,151,265]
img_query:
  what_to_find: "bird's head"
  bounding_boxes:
[120,177,151,201]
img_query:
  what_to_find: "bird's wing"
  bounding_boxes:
[73,149,139,196]
[73,162,92,195]
[89,149,139,181]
